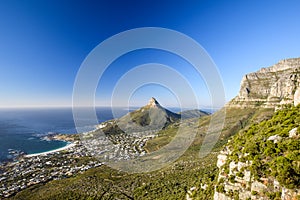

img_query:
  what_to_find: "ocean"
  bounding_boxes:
[0,107,214,163]
[0,107,130,163]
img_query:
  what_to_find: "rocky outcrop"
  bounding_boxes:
[214,109,300,200]
[148,97,161,108]
[227,58,300,108]
[213,59,300,200]
[214,136,300,200]
[294,87,300,106]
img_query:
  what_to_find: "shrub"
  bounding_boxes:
[216,184,225,193]
[236,171,244,178]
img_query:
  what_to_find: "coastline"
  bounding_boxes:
[24,142,77,157]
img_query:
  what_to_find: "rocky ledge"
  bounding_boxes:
[227,58,300,108]
[214,105,300,200]
[214,133,300,200]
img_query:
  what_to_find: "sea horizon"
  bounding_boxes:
[0,106,216,163]
[0,107,127,163]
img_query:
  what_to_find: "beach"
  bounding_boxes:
[25,142,77,157]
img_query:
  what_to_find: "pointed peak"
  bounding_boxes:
[148,97,160,107]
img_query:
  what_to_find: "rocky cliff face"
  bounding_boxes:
[227,58,300,108]
[213,58,300,200]
[214,104,300,200]
[214,128,300,200]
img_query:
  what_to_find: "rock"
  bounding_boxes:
[148,97,161,108]
[229,161,237,175]
[289,127,298,137]
[243,170,251,182]
[201,184,207,190]
[294,87,300,106]
[214,58,300,200]
[239,191,251,200]
[227,58,300,108]
[273,179,280,191]
[217,154,227,168]
[97,123,107,129]
[281,187,300,200]
[214,191,230,200]
[237,161,247,171]
[190,186,196,191]
[186,186,196,200]
[267,135,282,143]
[251,181,267,193]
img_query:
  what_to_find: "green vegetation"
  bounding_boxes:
[266,191,281,199]
[227,104,300,189]
[11,155,218,200]
[101,120,125,135]
[9,106,275,199]
[130,109,151,126]
[144,122,180,152]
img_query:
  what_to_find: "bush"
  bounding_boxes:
[236,171,244,178]
[229,175,235,183]
[226,105,300,189]
[216,184,225,193]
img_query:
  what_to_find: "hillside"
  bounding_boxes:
[214,105,300,200]
[180,109,210,119]
[7,58,300,200]
[215,58,300,200]
[9,106,274,200]
[99,97,181,134]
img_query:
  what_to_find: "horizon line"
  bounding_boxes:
[0,105,222,110]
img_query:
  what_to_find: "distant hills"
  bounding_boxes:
[8,58,300,200]
[100,97,208,134]
[180,109,210,119]
[122,97,181,128]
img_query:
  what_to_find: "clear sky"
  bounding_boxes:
[0,0,300,108]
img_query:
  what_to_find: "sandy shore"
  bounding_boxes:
[25,142,77,157]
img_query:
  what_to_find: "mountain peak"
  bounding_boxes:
[109,97,181,131]
[148,97,160,107]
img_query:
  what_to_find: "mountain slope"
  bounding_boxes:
[100,97,181,134]
[214,105,300,200]
[180,109,210,119]
[119,97,181,130]
[214,58,300,200]
[10,106,274,200]
[9,58,300,200]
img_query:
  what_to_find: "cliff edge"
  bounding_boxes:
[227,58,300,108]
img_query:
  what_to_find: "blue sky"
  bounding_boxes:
[0,0,300,108]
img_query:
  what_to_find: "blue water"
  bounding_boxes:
[0,107,130,162]
[0,107,215,163]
